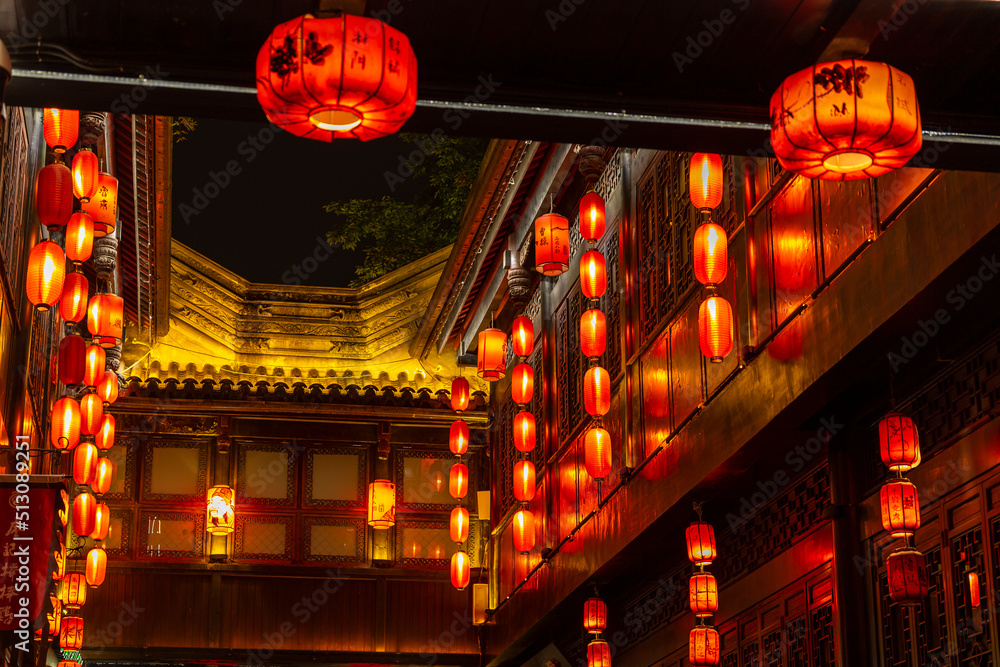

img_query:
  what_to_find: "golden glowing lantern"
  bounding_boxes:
[256,14,417,142]
[450,419,469,456]
[60,616,84,651]
[60,271,89,323]
[450,550,470,590]
[693,222,728,287]
[514,411,536,453]
[770,60,921,180]
[512,316,534,357]
[886,548,928,604]
[689,626,720,666]
[93,457,114,496]
[450,506,469,544]
[65,212,94,264]
[81,173,118,237]
[58,572,87,610]
[87,293,124,348]
[579,191,606,243]
[367,480,396,528]
[73,491,97,537]
[583,597,607,633]
[80,392,103,436]
[84,344,105,387]
[36,162,74,228]
[512,508,535,553]
[580,309,607,359]
[26,240,66,310]
[207,485,236,535]
[511,363,534,405]
[587,640,611,667]
[879,413,920,471]
[54,539,66,580]
[880,479,920,538]
[580,250,607,299]
[50,396,81,450]
[95,414,115,450]
[72,441,98,486]
[690,153,723,211]
[534,213,570,276]
[450,376,470,412]
[686,522,717,566]
[513,460,536,502]
[477,327,507,381]
[449,463,469,500]
[584,426,612,480]
[58,334,86,386]
[584,366,611,417]
[698,296,734,363]
[85,546,106,588]
[72,148,99,202]
[43,108,79,153]
[98,370,119,407]
[689,572,719,617]
[91,502,110,541]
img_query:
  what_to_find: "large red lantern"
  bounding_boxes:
[477,328,507,380]
[698,296,733,363]
[689,626,720,666]
[60,616,84,651]
[72,442,98,486]
[449,463,469,499]
[512,316,534,357]
[689,573,719,617]
[450,550,470,590]
[87,293,124,348]
[450,419,469,456]
[581,309,607,359]
[879,413,921,471]
[95,414,115,450]
[512,508,535,553]
[51,397,81,450]
[534,213,569,276]
[91,502,111,541]
[584,426,612,480]
[511,363,534,405]
[367,480,395,528]
[36,163,74,228]
[583,597,607,633]
[98,370,119,407]
[26,240,66,310]
[65,212,94,264]
[886,548,928,604]
[580,250,607,299]
[513,460,536,502]
[587,641,611,667]
[82,173,118,237]
[60,271,89,323]
[80,393,103,436]
[880,479,921,538]
[73,491,97,537]
[58,572,87,610]
[86,547,107,588]
[686,522,717,565]
[256,13,417,142]
[84,344,105,387]
[580,191,606,243]
[689,153,723,211]
[770,60,921,180]
[450,506,469,544]
[584,366,610,417]
[43,108,79,153]
[93,457,114,496]
[514,412,536,453]
[72,148,99,202]
[58,334,86,386]
[451,376,470,412]
[693,222,728,287]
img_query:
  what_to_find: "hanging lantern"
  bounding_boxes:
[587,640,611,667]
[81,173,118,237]
[579,191,606,243]
[85,546,107,588]
[87,293,124,348]
[72,442,98,486]
[449,463,469,500]
[450,550,470,590]
[91,502,111,541]
[80,392,103,435]
[512,508,535,553]
[207,485,236,535]
[367,480,396,528]
[580,309,607,359]
[72,491,97,538]
[879,413,921,471]
[58,334,86,386]
[689,626,721,666]
[98,370,119,407]
[689,153,723,211]
[583,597,607,634]
[514,411,536,453]
[93,457,114,496]
[477,328,507,381]
[26,240,66,310]
[886,548,928,604]
[534,213,570,276]
[48,597,63,637]
[689,573,719,617]
[57,572,87,610]
[60,616,84,651]
[60,271,89,323]
[65,212,94,264]
[880,478,920,538]
[57,661,77,667]
[686,522,717,566]
[698,296,733,363]
[584,426,612,480]
[50,397,81,450]
[71,148,99,202]
[969,571,981,608]
[54,539,67,580]
[513,460,536,502]
[450,506,469,544]
[43,108,79,153]
[36,162,74,228]
[511,363,534,405]
[84,344,105,387]
[512,316,534,357]
[580,250,607,299]
[450,419,469,456]
[95,414,115,450]
[451,376,470,412]
[256,14,417,142]
[770,60,922,180]
[693,222,728,287]
[584,366,611,417]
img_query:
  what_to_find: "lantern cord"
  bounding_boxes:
[693,501,704,521]
[888,356,896,408]
[548,193,554,214]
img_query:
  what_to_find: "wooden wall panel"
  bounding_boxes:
[384,579,476,655]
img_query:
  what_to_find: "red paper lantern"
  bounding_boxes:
[583,597,607,633]
[450,550,470,590]
[72,148,99,202]
[58,334,86,386]
[450,419,469,456]
[581,250,607,299]
[367,480,395,528]
[58,572,87,610]
[36,162,74,228]
[477,328,507,381]
[535,213,569,276]
[86,547,106,588]
[514,411,536,453]
[65,212,94,264]
[95,414,115,450]
[886,548,928,604]
[93,457,114,496]
[48,598,63,637]
[513,508,535,553]
[256,14,416,142]
[87,293,124,348]
[513,460,536,502]
[580,191,606,243]
[82,173,118,237]
[686,522,717,565]
[98,370,119,407]
[73,491,97,537]
[451,376,470,412]
[584,366,610,417]
[689,626,721,666]
[80,393,103,436]
[51,397,81,450]
[60,616,84,651]
[57,661,78,667]
[584,426,612,480]
[84,344,105,387]
[880,479,920,538]
[689,573,719,617]
[60,271,89,323]
[511,363,534,405]
[512,316,535,357]
[879,413,921,471]
[694,222,728,287]
[91,502,110,541]
[449,463,469,500]
[450,507,469,544]
[690,153,723,211]
[969,571,981,608]
[43,108,79,153]
[72,442,98,486]
[587,640,611,667]
[580,309,607,359]
[698,296,733,363]
[770,60,921,180]
[26,240,66,310]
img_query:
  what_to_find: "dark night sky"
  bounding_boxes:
[171,118,421,287]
